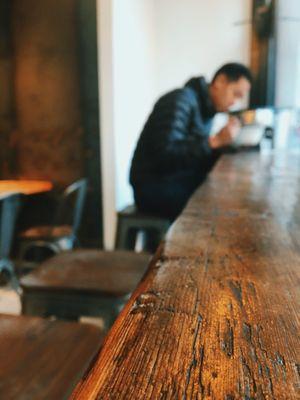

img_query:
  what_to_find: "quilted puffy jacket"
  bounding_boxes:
[130,77,220,187]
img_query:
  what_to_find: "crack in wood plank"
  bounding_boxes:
[221,319,234,358]
[228,280,243,308]
[183,314,203,399]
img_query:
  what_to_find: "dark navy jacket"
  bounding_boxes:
[130,77,220,189]
[129,77,222,220]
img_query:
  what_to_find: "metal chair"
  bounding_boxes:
[115,205,170,253]
[0,193,21,283]
[19,178,88,263]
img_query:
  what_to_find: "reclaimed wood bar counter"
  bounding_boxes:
[72,151,300,399]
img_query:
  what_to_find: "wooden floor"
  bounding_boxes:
[0,314,104,400]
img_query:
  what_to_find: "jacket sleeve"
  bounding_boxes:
[147,90,220,173]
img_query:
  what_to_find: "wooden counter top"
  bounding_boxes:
[71,151,300,399]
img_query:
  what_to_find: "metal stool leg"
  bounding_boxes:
[0,194,21,288]
[134,230,147,252]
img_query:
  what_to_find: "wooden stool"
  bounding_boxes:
[20,249,150,329]
[0,314,104,400]
[115,205,170,252]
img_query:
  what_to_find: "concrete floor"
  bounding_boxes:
[0,285,21,315]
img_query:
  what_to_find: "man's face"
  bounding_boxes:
[210,74,251,112]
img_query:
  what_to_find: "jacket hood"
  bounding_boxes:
[185,76,216,118]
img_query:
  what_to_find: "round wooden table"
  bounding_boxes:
[0,180,53,196]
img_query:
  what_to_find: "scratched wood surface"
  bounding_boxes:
[71,151,300,399]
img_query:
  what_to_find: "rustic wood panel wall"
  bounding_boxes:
[0,0,15,177]
[11,0,83,186]
[0,0,102,244]
[250,0,276,107]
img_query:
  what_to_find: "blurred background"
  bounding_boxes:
[0,0,299,249]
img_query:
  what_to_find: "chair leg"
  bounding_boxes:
[134,230,147,252]
[101,305,121,331]
[0,258,20,292]
[56,236,75,251]
[115,218,129,249]
[0,258,14,275]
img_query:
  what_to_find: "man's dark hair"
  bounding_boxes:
[212,62,252,84]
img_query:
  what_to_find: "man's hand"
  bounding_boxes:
[209,116,241,149]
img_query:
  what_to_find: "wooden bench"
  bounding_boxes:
[70,152,300,399]
[20,250,150,328]
[0,314,104,399]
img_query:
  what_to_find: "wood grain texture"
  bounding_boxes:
[0,314,104,400]
[20,250,150,296]
[71,151,300,399]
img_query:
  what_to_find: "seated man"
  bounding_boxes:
[130,63,252,220]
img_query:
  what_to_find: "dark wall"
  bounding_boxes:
[76,0,102,246]
[250,0,276,107]
[0,0,102,246]
[0,0,15,176]
[12,0,84,184]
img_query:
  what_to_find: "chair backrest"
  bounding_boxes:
[0,193,21,258]
[54,178,88,236]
